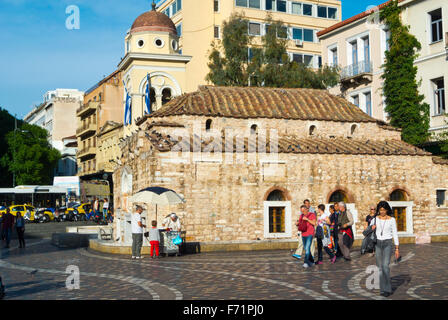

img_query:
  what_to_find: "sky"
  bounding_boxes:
[0,0,386,119]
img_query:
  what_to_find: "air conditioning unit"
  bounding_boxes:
[295,39,303,47]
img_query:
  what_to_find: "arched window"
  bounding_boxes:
[351,124,357,135]
[205,119,212,132]
[161,88,172,105]
[329,190,348,203]
[309,125,316,136]
[267,189,285,201]
[250,124,258,135]
[390,189,407,201]
[150,87,156,105]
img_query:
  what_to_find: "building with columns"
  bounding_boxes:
[118,3,192,136]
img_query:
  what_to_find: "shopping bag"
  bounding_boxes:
[173,235,183,245]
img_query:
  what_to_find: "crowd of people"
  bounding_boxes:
[293,199,400,297]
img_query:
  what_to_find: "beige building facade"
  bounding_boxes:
[77,70,123,178]
[112,86,448,246]
[318,0,447,137]
[24,89,84,177]
[156,0,342,92]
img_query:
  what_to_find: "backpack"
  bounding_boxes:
[315,225,324,239]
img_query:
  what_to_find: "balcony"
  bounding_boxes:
[340,60,373,86]
[77,101,99,117]
[77,146,96,159]
[76,122,96,137]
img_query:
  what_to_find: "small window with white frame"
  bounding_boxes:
[436,189,446,207]
[432,77,445,115]
[248,22,261,36]
[429,8,443,43]
[214,0,220,12]
[236,0,261,9]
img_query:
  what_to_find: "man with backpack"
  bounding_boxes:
[298,205,317,268]
[292,199,316,261]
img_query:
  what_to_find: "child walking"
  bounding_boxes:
[149,220,160,259]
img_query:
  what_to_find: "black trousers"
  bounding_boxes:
[16,227,25,247]
[317,238,335,261]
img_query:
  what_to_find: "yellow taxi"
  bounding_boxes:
[65,203,91,221]
[0,205,36,219]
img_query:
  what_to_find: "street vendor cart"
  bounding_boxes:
[159,230,186,256]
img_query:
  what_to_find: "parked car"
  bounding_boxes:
[0,205,36,220]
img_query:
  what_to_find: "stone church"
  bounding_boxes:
[109,6,448,250]
[113,85,448,247]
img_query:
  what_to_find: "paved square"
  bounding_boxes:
[1,237,447,300]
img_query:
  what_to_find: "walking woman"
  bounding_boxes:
[15,212,25,248]
[370,201,399,297]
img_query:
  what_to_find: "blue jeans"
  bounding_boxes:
[302,235,314,266]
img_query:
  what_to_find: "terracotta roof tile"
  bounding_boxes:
[144,129,430,156]
[147,86,376,123]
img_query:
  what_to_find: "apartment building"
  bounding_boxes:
[156,0,342,92]
[24,88,83,177]
[318,0,447,137]
[76,70,123,180]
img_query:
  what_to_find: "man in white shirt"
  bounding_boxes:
[131,205,146,259]
[162,213,181,231]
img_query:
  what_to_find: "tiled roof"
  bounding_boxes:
[131,9,177,35]
[147,86,377,123]
[432,157,448,165]
[144,129,430,156]
[317,0,404,38]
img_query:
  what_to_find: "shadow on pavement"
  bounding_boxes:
[391,274,412,294]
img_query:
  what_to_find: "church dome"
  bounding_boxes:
[130,5,177,35]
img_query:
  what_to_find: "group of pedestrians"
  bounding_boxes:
[293,199,400,297]
[90,198,112,223]
[0,208,26,249]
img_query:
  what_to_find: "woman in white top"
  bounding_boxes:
[370,201,400,297]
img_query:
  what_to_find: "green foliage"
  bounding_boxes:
[206,13,339,89]
[0,122,61,186]
[0,108,22,187]
[380,0,430,145]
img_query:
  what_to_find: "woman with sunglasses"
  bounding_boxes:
[364,205,377,230]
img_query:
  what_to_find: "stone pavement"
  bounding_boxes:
[1,238,447,300]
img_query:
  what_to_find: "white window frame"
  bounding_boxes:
[248,21,262,36]
[387,201,414,235]
[436,189,447,207]
[214,0,220,12]
[263,200,292,239]
[428,8,443,44]
[327,43,338,67]
[432,77,446,116]
[214,25,221,39]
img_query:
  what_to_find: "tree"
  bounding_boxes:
[1,122,61,186]
[0,108,22,187]
[206,13,339,89]
[380,0,430,145]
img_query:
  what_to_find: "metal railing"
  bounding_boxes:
[340,60,372,80]
[76,122,96,135]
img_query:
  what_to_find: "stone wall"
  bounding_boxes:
[113,128,448,243]
[145,115,401,141]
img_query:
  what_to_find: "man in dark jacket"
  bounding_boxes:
[2,208,14,248]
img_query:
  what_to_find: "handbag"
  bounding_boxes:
[173,234,183,245]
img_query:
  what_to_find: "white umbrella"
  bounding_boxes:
[130,186,185,220]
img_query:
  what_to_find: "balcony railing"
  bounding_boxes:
[76,101,99,117]
[76,122,96,136]
[340,60,373,81]
[77,146,96,158]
